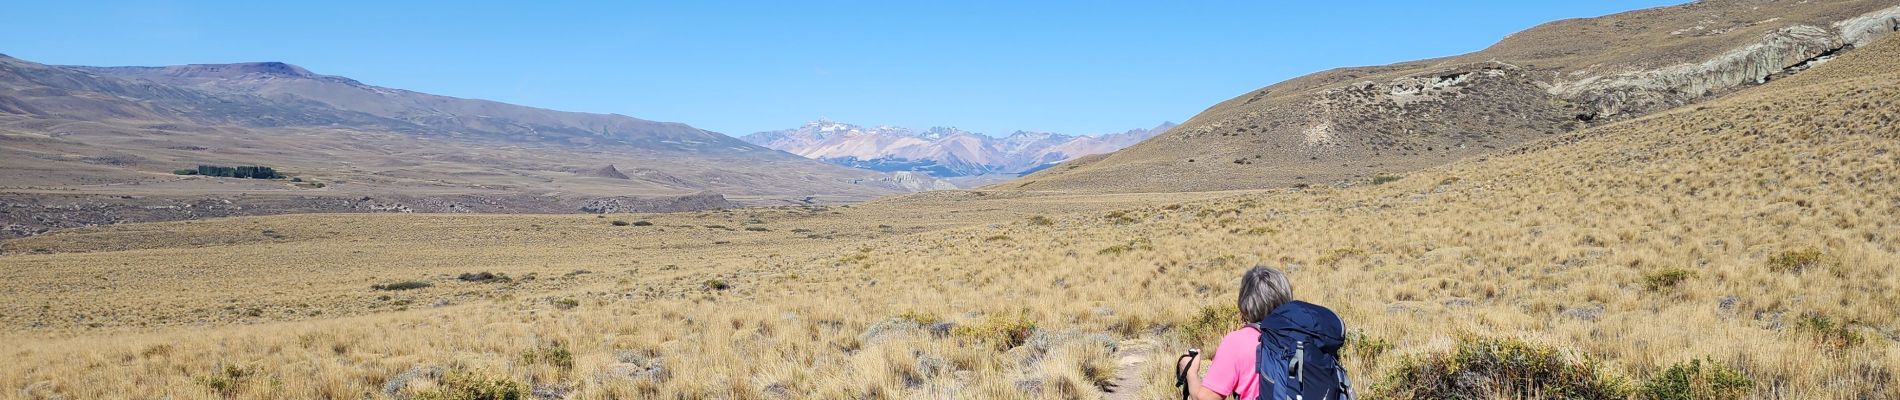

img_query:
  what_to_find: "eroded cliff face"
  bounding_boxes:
[1555,5,1900,119]
[1010,2,1900,194]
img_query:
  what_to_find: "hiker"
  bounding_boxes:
[1176,265,1353,400]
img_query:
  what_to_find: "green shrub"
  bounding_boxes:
[1794,312,1865,349]
[1372,174,1403,185]
[197,364,252,397]
[193,165,283,179]
[1642,267,1696,292]
[952,311,1037,350]
[173,169,198,175]
[632,220,654,226]
[1180,304,1240,350]
[520,342,574,370]
[413,370,526,400]
[1766,248,1825,273]
[1346,330,1395,370]
[1639,358,1753,400]
[610,220,630,226]
[744,226,769,232]
[371,281,432,291]
[896,310,939,325]
[1379,336,1630,399]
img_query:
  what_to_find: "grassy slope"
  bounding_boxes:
[2,27,1898,400]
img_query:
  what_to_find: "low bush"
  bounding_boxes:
[952,311,1037,350]
[551,298,580,310]
[744,226,769,232]
[984,235,1012,242]
[1180,304,1240,350]
[610,220,630,226]
[702,279,730,291]
[1379,336,1630,399]
[1346,330,1395,370]
[632,220,654,226]
[192,165,283,179]
[198,364,252,398]
[1027,215,1054,226]
[457,272,508,283]
[1642,267,1696,292]
[1766,248,1825,273]
[371,281,432,291]
[520,342,575,370]
[1372,174,1403,185]
[1794,312,1866,349]
[1639,358,1753,400]
[412,370,526,400]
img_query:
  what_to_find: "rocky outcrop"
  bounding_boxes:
[575,192,731,214]
[1838,5,1900,47]
[1554,5,1900,119]
[884,171,959,192]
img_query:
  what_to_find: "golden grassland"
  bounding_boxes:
[3,35,1899,400]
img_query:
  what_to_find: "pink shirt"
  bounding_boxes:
[1202,327,1262,399]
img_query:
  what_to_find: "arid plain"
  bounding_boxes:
[4,31,1899,400]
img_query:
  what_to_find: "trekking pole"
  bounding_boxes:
[1174,348,1200,400]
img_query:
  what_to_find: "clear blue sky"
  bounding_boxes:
[4,1,1683,137]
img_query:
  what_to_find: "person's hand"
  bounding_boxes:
[1176,353,1199,373]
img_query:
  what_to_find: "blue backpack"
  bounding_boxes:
[1253,301,1353,400]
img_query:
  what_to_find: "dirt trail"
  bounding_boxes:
[1104,338,1160,400]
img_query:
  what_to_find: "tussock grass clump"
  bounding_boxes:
[1027,215,1054,226]
[1372,174,1403,185]
[412,370,526,400]
[1379,336,1630,399]
[952,311,1036,350]
[1642,267,1696,292]
[1766,248,1826,273]
[702,279,730,291]
[1639,358,1753,400]
[371,281,432,291]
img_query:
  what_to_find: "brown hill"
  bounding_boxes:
[1008,0,1900,193]
[581,164,632,180]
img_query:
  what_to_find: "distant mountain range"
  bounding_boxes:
[0,54,939,236]
[740,120,1174,177]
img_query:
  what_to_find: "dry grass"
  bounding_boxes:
[3,22,1900,400]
